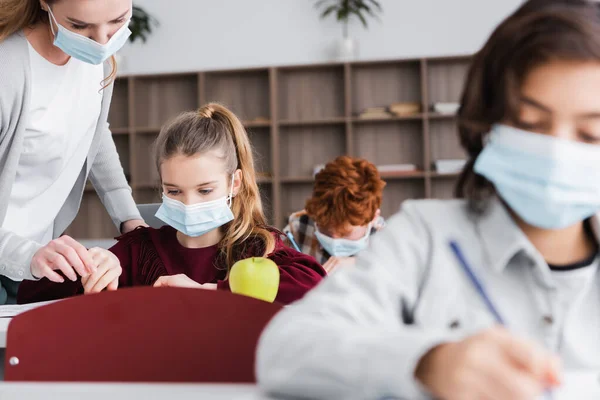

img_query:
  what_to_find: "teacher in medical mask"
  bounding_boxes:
[0,0,146,304]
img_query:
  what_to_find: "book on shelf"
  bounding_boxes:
[377,164,419,177]
[357,107,393,120]
[389,102,421,116]
[357,103,422,119]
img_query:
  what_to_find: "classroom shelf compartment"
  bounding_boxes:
[205,69,271,122]
[259,182,274,226]
[247,126,272,179]
[429,119,466,162]
[132,133,160,189]
[133,74,199,128]
[353,120,425,171]
[134,188,162,205]
[280,183,314,230]
[381,180,426,218]
[430,173,460,200]
[279,125,346,179]
[278,65,345,121]
[427,57,471,105]
[351,61,422,117]
[107,78,129,130]
[65,193,120,239]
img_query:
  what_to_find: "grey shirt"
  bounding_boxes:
[257,197,600,399]
[0,32,141,290]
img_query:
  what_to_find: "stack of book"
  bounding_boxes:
[357,107,393,119]
[389,102,421,116]
[377,164,418,177]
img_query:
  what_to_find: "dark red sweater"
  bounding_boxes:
[18,226,327,305]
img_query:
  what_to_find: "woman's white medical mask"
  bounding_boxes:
[47,6,131,65]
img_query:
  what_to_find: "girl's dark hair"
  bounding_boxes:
[455,0,600,212]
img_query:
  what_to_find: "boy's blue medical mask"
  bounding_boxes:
[315,224,371,257]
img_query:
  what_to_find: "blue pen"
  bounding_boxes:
[449,240,553,399]
[449,240,506,325]
[285,231,301,252]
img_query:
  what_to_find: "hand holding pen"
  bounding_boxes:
[413,241,562,400]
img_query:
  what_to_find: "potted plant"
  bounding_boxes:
[315,0,382,60]
[129,5,159,44]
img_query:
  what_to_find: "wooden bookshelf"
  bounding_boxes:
[66,55,471,239]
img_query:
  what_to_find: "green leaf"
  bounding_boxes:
[320,4,339,19]
[128,5,159,44]
[316,0,381,28]
[337,8,349,22]
[351,9,368,28]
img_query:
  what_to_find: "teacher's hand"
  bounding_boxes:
[121,219,148,234]
[81,248,122,294]
[30,236,96,283]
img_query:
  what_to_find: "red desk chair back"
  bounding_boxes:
[4,287,282,383]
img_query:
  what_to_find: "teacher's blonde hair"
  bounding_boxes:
[0,0,117,86]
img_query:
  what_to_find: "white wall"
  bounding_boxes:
[119,0,523,75]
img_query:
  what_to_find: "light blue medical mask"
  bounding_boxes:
[474,124,600,229]
[315,224,371,257]
[48,7,131,65]
[155,176,235,237]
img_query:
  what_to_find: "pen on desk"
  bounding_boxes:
[285,231,301,252]
[449,240,553,400]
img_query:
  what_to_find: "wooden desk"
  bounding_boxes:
[0,383,267,400]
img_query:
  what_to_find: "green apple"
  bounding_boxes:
[229,257,280,303]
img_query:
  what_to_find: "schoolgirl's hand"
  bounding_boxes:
[30,236,96,282]
[415,326,562,400]
[153,274,217,290]
[154,274,203,289]
[81,248,122,294]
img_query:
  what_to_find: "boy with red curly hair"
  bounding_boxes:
[285,156,386,273]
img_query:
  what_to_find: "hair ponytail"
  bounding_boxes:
[155,103,275,268]
[199,103,275,266]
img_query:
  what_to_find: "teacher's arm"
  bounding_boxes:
[0,228,42,281]
[88,121,146,234]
